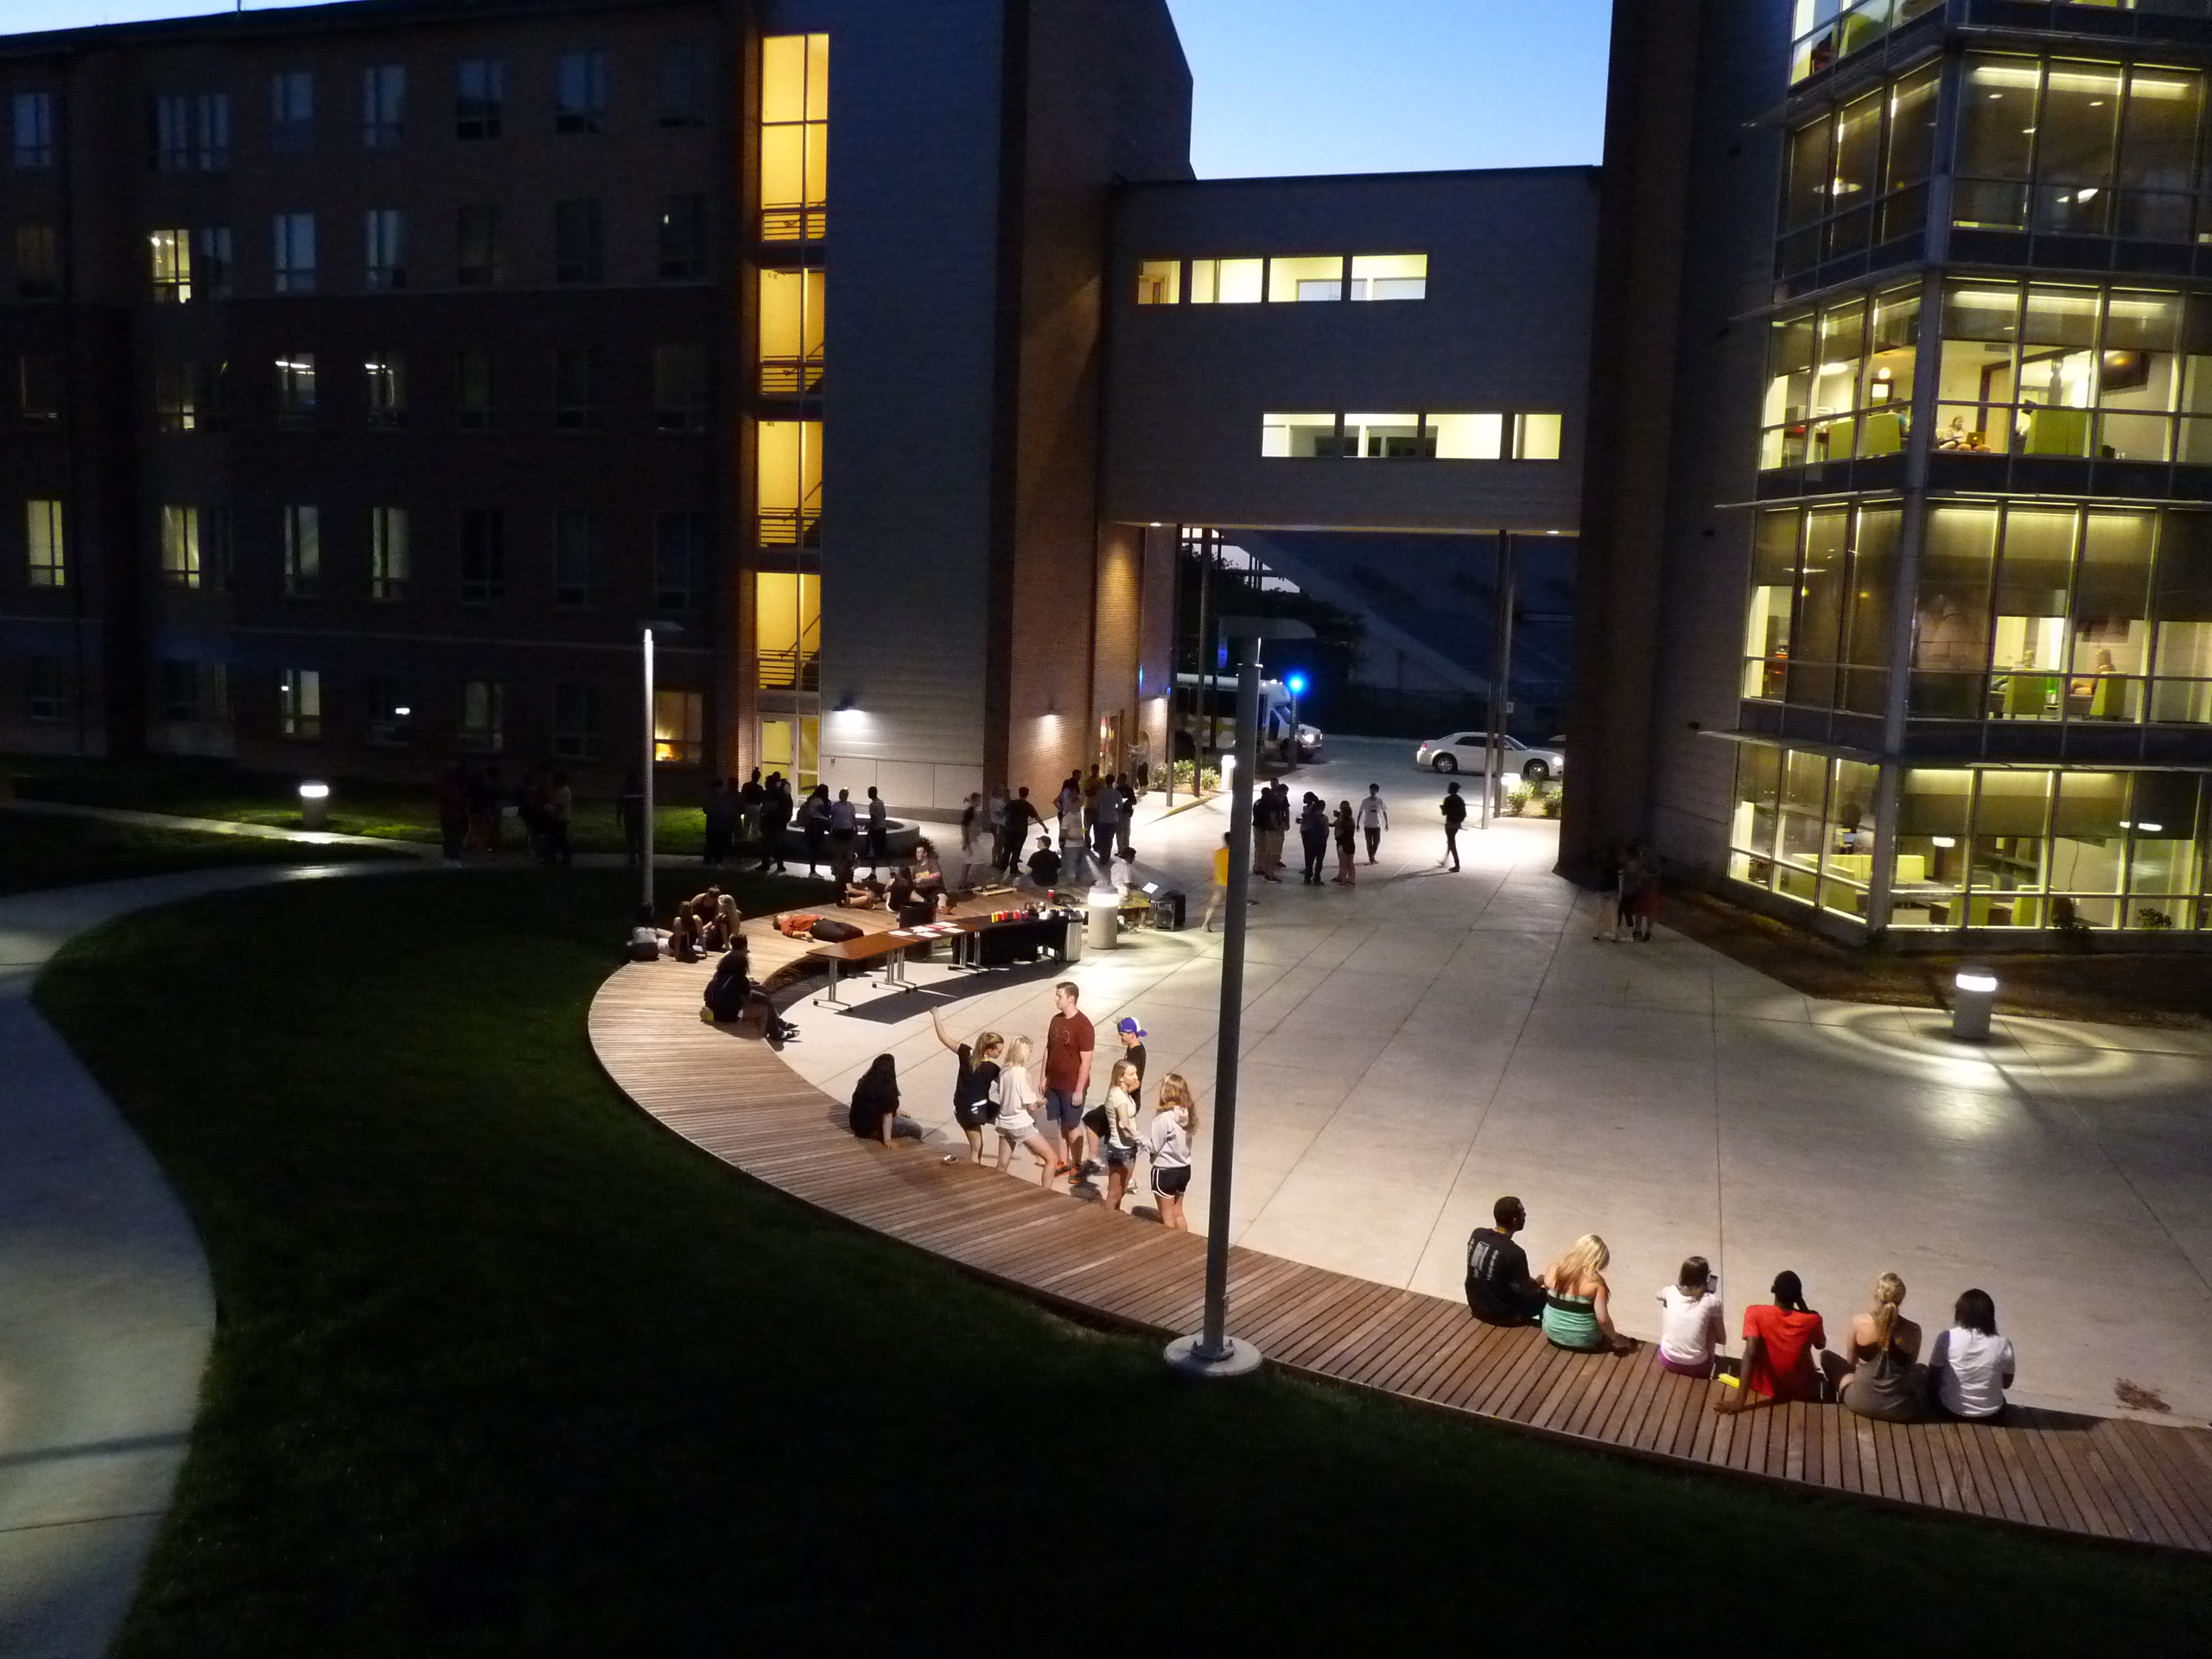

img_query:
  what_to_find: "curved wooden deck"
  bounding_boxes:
[589,953,2212,1556]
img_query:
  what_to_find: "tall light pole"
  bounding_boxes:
[641,620,684,912]
[1166,614,1313,1381]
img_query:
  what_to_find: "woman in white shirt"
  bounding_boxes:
[1143,1072,1198,1230]
[1656,1255,1726,1379]
[1929,1288,2017,1420]
[990,1036,1059,1185]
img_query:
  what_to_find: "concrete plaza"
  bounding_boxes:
[770,737,2212,1424]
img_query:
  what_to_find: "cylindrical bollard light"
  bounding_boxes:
[1085,880,1121,952]
[1951,969,1998,1041]
[298,780,331,831]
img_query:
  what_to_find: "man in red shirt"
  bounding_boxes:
[1718,1269,1827,1413]
[1042,981,1095,1183]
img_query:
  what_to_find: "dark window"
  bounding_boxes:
[272,211,317,293]
[275,353,317,429]
[367,672,412,744]
[657,44,706,126]
[15,222,58,298]
[553,346,601,429]
[19,353,60,425]
[552,683,600,759]
[152,92,230,171]
[365,354,408,428]
[12,91,58,169]
[652,343,706,432]
[269,71,314,153]
[455,57,505,139]
[26,657,68,721]
[161,659,202,722]
[653,511,703,609]
[364,207,405,289]
[156,360,232,434]
[196,225,234,296]
[554,509,599,607]
[556,51,607,134]
[455,345,496,429]
[554,199,602,283]
[658,193,705,279]
[283,504,321,596]
[461,508,505,602]
[204,504,233,588]
[361,65,405,149]
[456,202,501,286]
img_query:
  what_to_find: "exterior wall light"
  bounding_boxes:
[298,780,331,830]
[1951,969,1999,1042]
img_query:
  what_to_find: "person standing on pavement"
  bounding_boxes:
[1113,1015,1147,1105]
[1356,784,1390,864]
[1058,787,1089,886]
[958,791,985,889]
[1115,773,1137,859]
[801,784,832,875]
[864,785,889,874]
[1144,1073,1198,1230]
[1297,791,1330,885]
[1331,800,1357,885]
[756,773,792,873]
[829,788,859,886]
[1440,780,1467,872]
[1204,833,1233,931]
[546,771,574,867]
[1000,786,1038,877]
[1090,774,1121,877]
[1256,781,1288,880]
[1043,980,1096,1185]
[738,768,765,849]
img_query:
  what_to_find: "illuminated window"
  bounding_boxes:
[279,667,321,739]
[757,715,820,789]
[756,571,821,689]
[370,505,409,600]
[282,504,320,596]
[654,688,703,765]
[1135,260,1179,305]
[757,419,821,544]
[1514,412,1563,461]
[1260,412,1338,458]
[759,267,824,392]
[365,354,406,428]
[1268,255,1343,302]
[27,499,65,587]
[1189,257,1262,303]
[161,505,200,588]
[1347,411,1421,458]
[1350,253,1427,302]
[760,34,828,241]
[274,353,316,428]
[1429,413,1503,459]
[149,228,193,301]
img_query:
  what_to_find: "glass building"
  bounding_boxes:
[1729,0,2212,938]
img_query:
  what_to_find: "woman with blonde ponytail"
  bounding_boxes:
[1838,1271,1924,1421]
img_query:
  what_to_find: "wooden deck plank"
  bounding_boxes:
[590,942,2212,1559]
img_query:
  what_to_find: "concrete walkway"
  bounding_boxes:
[0,861,392,1658]
[0,797,440,857]
[766,737,2212,1426]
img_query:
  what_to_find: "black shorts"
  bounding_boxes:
[1152,1165,1192,1197]
[1081,1106,1109,1136]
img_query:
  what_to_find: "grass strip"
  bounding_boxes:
[35,870,2211,1653]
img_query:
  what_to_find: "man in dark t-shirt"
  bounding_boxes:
[1465,1194,1545,1325]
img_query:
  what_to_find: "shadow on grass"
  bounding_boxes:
[34,870,2211,1653]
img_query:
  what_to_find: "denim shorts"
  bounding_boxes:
[1044,1088,1085,1134]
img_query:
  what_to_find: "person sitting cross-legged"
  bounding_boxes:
[1465,1195,1547,1326]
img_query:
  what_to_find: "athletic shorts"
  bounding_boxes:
[1152,1165,1192,1197]
[1044,1089,1086,1135]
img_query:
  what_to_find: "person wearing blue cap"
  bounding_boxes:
[1114,1015,1147,1107]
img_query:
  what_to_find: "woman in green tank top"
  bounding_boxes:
[1541,1234,1637,1355]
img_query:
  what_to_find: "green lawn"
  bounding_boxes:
[0,811,404,896]
[35,870,2211,1653]
[5,755,709,855]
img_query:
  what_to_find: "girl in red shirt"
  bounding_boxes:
[1717,1270,1827,1412]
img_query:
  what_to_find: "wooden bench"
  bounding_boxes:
[589,935,2212,1556]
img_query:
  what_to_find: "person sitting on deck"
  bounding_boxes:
[1929,1288,2016,1421]
[848,1053,921,1145]
[912,839,946,894]
[840,876,886,910]
[1465,1195,1547,1326]
[702,938,794,1041]
[626,903,662,963]
[1027,835,1062,888]
[1656,1255,1726,1379]
[666,900,705,963]
[1540,1234,1637,1355]
[1717,1270,1827,1413]
[701,893,741,953]
[1835,1272,1924,1423]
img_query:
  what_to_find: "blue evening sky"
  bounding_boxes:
[6,0,1614,178]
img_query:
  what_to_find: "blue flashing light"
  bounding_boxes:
[1287,673,1307,696]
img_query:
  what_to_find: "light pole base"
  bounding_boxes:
[1164,1333,1264,1378]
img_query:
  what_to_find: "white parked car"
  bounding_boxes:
[1413,732,1566,781]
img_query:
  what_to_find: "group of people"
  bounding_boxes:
[1464,1196,2018,1421]
[968,771,1143,893]
[846,981,1200,1230]
[1595,840,1662,943]
[436,762,575,865]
